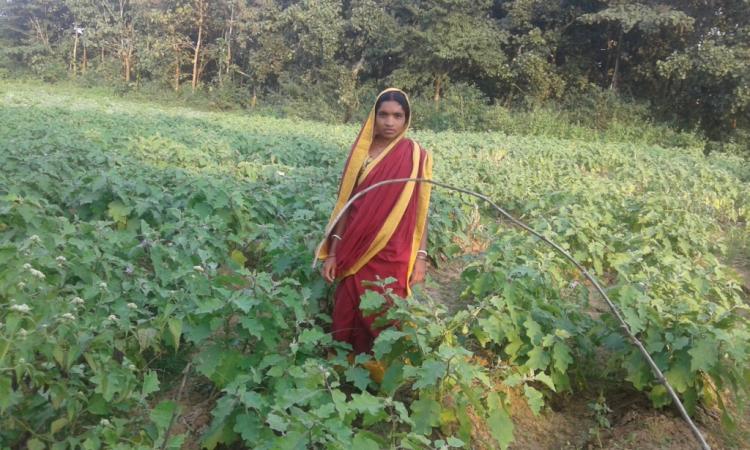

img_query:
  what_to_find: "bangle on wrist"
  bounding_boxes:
[416,250,428,257]
[331,234,342,241]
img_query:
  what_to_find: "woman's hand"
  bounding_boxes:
[322,256,337,283]
[409,258,427,286]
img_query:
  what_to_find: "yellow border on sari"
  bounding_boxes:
[405,147,433,295]
[338,143,420,279]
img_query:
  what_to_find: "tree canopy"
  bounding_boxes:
[1,0,748,151]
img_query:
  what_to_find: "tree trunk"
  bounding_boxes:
[226,2,234,75]
[174,46,181,91]
[71,33,79,75]
[125,52,131,82]
[251,86,257,108]
[31,18,52,52]
[82,42,87,74]
[191,25,202,92]
[343,56,365,122]
[192,1,205,93]
[434,74,443,105]
[101,47,105,64]
[610,27,623,91]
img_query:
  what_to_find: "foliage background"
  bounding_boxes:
[0,0,748,153]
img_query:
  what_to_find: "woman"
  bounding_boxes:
[316,88,433,355]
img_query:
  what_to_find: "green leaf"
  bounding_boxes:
[525,347,550,372]
[447,436,466,447]
[230,249,248,266]
[349,392,381,415]
[234,413,261,442]
[502,373,524,387]
[372,329,406,358]
[201,417,238,450]
[0,375,20,413]
[359,290,386,313]
[51,417,68,435]
[380,361,405,396]
[142,370,160,397]
[552,342,573,373]
[411,397,441,435]
[523,385,544,416]
[168,319,183,352]
[665,358,692,393]
[107,200,131,225]
[27,439,45,450]
[299,328,327,346]
[240,391,266,410]
[524,318,543,345]
[331,389,349,418]
[352,431,382,450]
[345,366,372,391]
[405,359,447,390]
[266,413,288,433]
[688,338,718,373]
[534,373,556,392]
[150,400,178,433]
[487,404,514,450]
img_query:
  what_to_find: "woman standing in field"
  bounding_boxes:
[316,88,433,359]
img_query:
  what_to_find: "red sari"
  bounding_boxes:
[316,88,433,354]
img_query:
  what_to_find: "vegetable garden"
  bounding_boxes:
[1,81,749,449]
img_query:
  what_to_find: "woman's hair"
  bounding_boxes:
[375,91,410,123]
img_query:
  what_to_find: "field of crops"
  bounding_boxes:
[1,80,749,449]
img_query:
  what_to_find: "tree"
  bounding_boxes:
[388,0,509,104]
[655,1,750,152]
[0,0,72,78]
[579,1,694,91]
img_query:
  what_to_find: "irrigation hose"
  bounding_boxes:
[312,177,711,450]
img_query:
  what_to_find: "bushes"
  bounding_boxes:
[1,70,706,148]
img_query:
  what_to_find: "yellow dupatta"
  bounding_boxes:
[315,88,433,293]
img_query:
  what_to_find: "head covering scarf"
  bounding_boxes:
[315,88,433,293]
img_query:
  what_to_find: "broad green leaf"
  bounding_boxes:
[107,200,131,225]
[345,366,372,391]
[688,338,718,372]
[352,431,382,450]
[150,400,178,433]
[349,392,381,415]
[534,373,556,392]
[230,249,248,266]
[523,385,544,415]
[168,318,183,352]
[405,359,447,390]
[51,417,68,435]
[0,376,20,413]
[266,413,288,433]
[27,439,45,450]
[410,397,441,435]
[552,342,573,373]
[525,347,550,372]
[142,370,160,397]
[487,404,514,450]
[234,413,261,442]
[359,290,386,313]
[665,358,692,393]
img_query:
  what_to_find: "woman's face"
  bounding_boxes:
[374,100,407,140]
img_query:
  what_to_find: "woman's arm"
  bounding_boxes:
[322,210,348,282]
[410,220,429,286]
